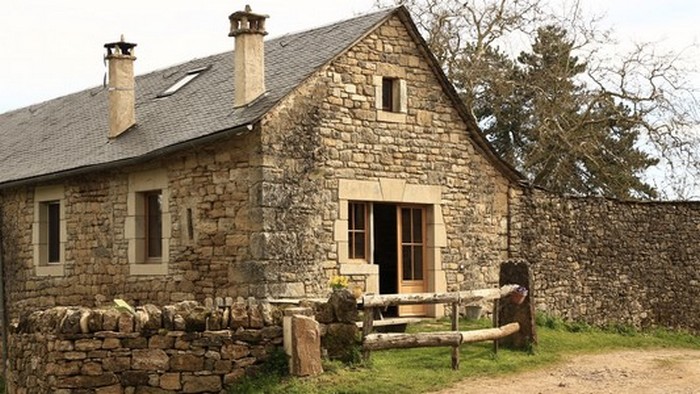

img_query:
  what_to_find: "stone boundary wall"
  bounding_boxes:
[520,188,700,333]
[7,298,284,393]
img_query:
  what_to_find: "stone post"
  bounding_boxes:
[323,289,360,362]
[290,314,323,377]
[283,307,313,357]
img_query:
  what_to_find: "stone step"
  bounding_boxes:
[355,317,426,328]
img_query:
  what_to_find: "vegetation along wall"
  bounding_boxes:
[519,187,700,333]
[7,299,283,393]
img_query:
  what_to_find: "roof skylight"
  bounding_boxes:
[157,66,210,98]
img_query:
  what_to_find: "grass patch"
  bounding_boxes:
[229,347,290,394]
[228,315,699,394]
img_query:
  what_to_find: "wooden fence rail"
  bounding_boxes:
[363,322,520,351]
[361,285,519,307]
[360,284,522,369]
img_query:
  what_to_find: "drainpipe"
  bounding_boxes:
[0,211,7,387]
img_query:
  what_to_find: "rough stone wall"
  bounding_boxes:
[519,188,700,332]
[0,132,262,318]
[7,299,282,393]
[0,15,517,314]
[258,15,515,295]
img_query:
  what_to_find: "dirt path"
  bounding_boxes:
[432,349,700,394]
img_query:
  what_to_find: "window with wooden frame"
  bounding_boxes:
[143,191,163,260]
[381,77,397,112]
[400,207,425,281]
[127,168,170,275]
[374,73,407,123]
[348,202,369,260]
[44,201,61,264]
[33,185,66,277]
[375,76,407,114]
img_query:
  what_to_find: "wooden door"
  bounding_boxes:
[397,206,427,316]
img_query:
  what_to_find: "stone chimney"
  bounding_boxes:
[229,5,268,107]
[104,35,137,138]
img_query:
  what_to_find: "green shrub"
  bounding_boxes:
[228,347,289,394]
[605,322,638,336]
[535,312,566,330]
[261,347,290,376]
[566,320,594,333]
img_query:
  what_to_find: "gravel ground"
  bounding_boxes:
[431,349,700,394]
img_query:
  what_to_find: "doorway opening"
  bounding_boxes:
[370,203,427,317]
[338,179,446,318]
[373,203,398,317]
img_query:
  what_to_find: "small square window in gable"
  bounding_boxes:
[374,73,407,123]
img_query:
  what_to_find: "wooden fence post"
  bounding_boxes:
[361,307,375,361]
[492,297,499,355]
[451,302,459,370]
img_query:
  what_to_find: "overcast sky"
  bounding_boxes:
[0,0,697,114]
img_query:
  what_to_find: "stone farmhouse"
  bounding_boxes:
[1,5,698,331]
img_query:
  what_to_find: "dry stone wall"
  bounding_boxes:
[519,188,700,333]
[7,299,283,393]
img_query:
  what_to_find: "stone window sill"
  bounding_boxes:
[339,263,378,276]
[36,264,64,277]
[130,263,168,276]
[377,110,406,123]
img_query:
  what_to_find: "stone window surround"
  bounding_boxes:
[127,169,171,276]
[373,63,407,123]
[334,178,447,317]
[33,185,66,277]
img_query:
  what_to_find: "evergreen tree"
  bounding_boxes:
[482,26,658,198]
[381,0,700,199]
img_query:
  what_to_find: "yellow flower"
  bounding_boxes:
[329,275,349,290]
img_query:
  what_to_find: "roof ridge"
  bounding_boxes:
[133,8,398,86]
[266,6,398,43]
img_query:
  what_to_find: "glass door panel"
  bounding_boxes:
[398,206,427,316]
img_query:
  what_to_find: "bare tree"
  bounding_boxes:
[378,0,700,199]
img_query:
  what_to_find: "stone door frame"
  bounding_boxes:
[334,178,447,317]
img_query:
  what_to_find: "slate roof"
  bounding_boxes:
[0,8,397,187]
[0,6,523,189]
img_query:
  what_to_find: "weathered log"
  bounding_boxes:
[461,322,520,344]
[361,285,519,308]
[362,323,520,351]
[363,331,462,351]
